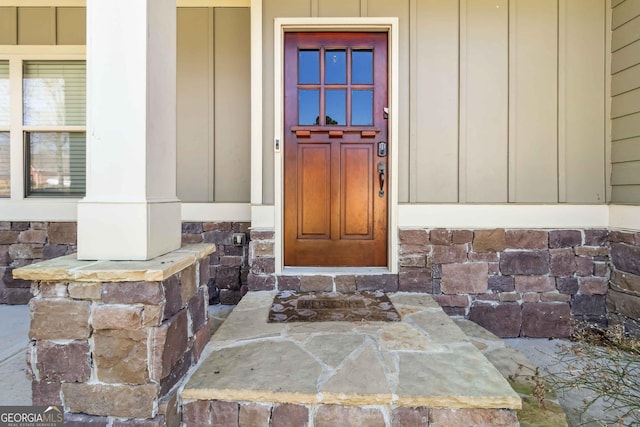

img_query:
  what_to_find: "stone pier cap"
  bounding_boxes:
[13,244,216,283]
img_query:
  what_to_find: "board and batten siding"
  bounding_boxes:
[611,0,640,204]
[0,6,86,45]
[1,3,609,206]
[177,7,251,202]
[0,6,251,204]
[262,0,607,204]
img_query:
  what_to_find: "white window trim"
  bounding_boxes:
[0,46,86,218]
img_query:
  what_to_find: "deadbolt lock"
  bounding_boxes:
[377,141,387,157]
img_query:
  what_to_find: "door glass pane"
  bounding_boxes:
[23,61,86,126]
[0,132,8,197]
[0,61,8,126]
[299,89,319,125]
[26,132,86,196]
[325,50,346,84]
[299,50,319,84]
[352,90,373,126]
[352,50,373,84]
[325,90,346,125]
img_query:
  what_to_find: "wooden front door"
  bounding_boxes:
[284,32,388,267]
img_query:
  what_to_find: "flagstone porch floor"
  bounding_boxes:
[182,292,522,426]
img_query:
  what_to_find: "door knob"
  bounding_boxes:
[377,162,386,198]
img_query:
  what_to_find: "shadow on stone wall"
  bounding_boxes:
[608,230,640,337]
[0,222,77,304]
[181,222,251,305]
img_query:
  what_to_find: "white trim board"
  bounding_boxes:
[609,205,640,231]
[0,202,252,222]
[250,0,263,205]
[398,204,611,229]
[0,200,79,221]
[181,203,251,222]
[0,202,637,231]
[251,205,275,229]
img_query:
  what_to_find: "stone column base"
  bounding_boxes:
[14,244,215,426]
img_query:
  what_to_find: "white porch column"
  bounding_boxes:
[77,0,181,260]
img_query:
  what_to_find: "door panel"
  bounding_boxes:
[284,32,388,267]
[298,144,331,239]
[341,145,373,239]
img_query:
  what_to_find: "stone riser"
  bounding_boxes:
[182,401,518,427]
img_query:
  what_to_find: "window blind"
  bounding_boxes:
[26,131,85,196]
[23,61,86,126]
[0,132,8,197]
[0,61,8,126]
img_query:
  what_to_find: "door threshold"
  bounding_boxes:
[281,267,390,276]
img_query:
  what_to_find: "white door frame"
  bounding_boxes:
[272,17,400,274]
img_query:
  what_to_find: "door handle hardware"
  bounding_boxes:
[377,141,387,157]
[377,162,386,198]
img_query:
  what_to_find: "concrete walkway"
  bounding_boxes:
[505,338,636,426]
[0,305,31,406]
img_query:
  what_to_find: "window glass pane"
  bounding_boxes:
[352,90,373,126]
[298,89,319,125]
[299,50,319,84]
[0,61,8,126]
[26,132,85,196]
[0,132,8,197]
[325,90,346,126]
[23,61,86,126]
[325,50,346,84]
[352,50,373,84]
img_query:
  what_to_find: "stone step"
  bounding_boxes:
[181,291,522,426]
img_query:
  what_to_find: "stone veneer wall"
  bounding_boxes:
[5,221,639,339]
[247,230,399,292]
[181,222,250,305]
[0,222,77,304]
[0,221,251,306]
[247,228,613,338]
[399,228,611,338]
[25,247,213,426]
[608,230,640,337]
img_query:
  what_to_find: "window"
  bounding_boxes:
[297,48,375,127]
[0,61,8,197]
[22,61,86,196]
